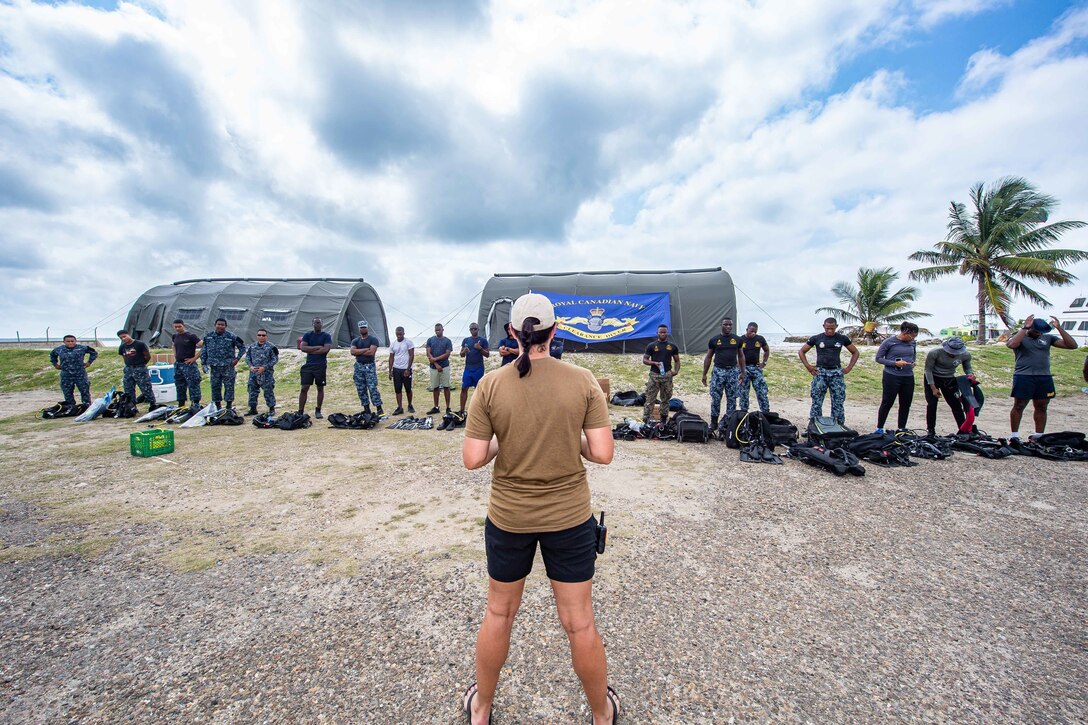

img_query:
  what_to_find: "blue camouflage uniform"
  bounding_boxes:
[201,330,246,406]
[50,343,97,405]
[245,341,278,411]
[810,369,847,424]
[351,334,383,409]
[740,366,771,413]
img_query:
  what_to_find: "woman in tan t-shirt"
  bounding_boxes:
[461,293,619,725]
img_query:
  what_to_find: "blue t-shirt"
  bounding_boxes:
[426,336,454,368]
[461,336,489,369]
[498,336,519,366]
[301,331,333,366]
[351,335,380,365]
[549,338,564,359]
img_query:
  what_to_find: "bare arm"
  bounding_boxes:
[701,349,713,384]
[798,343,815,375]
[581,426,614,464]
[462,436,499,469]
[1051,317,1079,350]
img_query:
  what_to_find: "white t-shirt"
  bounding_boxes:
[389,338,414,369]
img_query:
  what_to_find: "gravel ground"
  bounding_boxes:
[2,387,1087,724]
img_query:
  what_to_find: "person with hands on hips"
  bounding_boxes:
[798,317,860,425]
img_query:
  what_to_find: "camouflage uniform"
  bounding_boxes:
[642,371,673,422]
[739,366,771,414]
[175,362,202,405]
[810,368,847,424]
[122,366,155,407]
[51,343,97,405]
[353,363,383,409]
[708,366,742,420]
[245,341,279,410]
[201,331,246,405]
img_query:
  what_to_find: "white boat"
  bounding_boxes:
[1056,291,1088,345]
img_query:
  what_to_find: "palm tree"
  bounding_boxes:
[909,177,1087,342]
[815,267,931,344]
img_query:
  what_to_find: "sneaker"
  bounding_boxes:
[377,406,384,416]
[427,406,440,415]
[874,428,885,435]
[446,408,452,415]
[268,408,275,417]
[314,408,323,419]
[407,404,416,414]
[246,407,258,416]
[392,407,404,416]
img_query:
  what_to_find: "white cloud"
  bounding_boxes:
[0,0,1086,343]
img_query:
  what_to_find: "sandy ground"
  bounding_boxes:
[1,379,1087,723]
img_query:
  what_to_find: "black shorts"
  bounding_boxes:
[392,367,412,394]
[1011,374,1055,400]
[300,363,327,387]
[485,516,597,583]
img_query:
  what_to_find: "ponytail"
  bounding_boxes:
[515,318,555,378]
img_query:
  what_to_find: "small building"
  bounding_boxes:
[123,278,388,349]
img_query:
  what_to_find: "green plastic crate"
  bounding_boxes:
[130,429,174,457]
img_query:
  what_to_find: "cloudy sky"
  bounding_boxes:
[2,0,1087,341]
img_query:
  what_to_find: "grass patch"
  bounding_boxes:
[0,534,115,563]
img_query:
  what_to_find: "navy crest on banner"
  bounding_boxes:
[532,290,671,343]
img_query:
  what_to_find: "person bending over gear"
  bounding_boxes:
[1007,314,1078,439]
[923,337,972,436]
[351,320,383,415]
[643,324,681,424]
[51,335,97,406]
[245,329,278,416]
[117,330,155,412]
[702,317,746,431]
[200,318,246,411]
[798,317,859,425]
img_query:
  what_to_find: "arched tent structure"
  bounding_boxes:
[477,268,735,354]
[123,278,389,349]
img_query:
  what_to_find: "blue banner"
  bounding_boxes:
[532,290,671,343]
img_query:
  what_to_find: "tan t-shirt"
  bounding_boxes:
[464,357,611,533]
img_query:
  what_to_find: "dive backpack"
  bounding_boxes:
[806,416,858,449]
[672,411,710,443]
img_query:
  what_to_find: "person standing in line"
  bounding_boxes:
[425,323,454,415]
[170,320,203,409]
[873,322,919,434]
[461,293,618,725]
[245,328,278,416]
[458,323,490,414]
[1007,314,1078,439]
[738,322,771,414]
[50,335,97,406]
[701,317,746,431]
[643,324,681,425]
[117,330,155,412]
[387,326,415,415]
[798,318,859,425]
[298,317,332,419]
[200,318,246,411]
[497,322,519,366]
[350,320,383,416]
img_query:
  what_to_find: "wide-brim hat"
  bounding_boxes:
[942,337,968,356]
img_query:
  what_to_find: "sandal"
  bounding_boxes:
[463,682,493,724]
[604,685,620,724]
